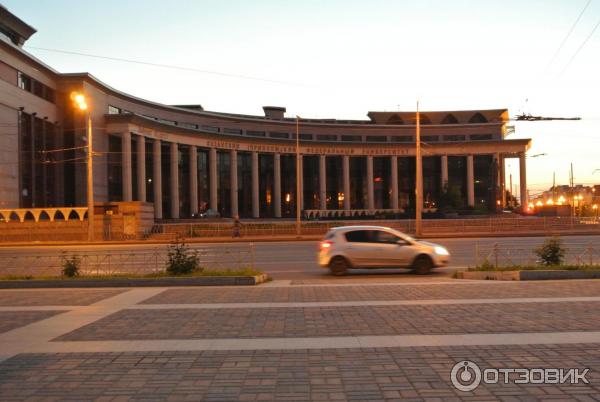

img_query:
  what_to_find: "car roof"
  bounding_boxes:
[328,225,394,232]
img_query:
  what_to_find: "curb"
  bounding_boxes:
[456,270,600,281]
[0,274,270,288]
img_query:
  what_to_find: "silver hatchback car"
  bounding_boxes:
[318,226,450,275]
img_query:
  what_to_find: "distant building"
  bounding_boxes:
[0,6,532,219]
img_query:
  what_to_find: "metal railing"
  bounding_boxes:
[475,242,600,268]
[0,244,255,277]
[151,217,600,239]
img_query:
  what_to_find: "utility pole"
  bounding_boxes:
[86,111,94,242]
[415,101,423,236]
[295,116,301,237]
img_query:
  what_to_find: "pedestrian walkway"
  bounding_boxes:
[1,279,599,400]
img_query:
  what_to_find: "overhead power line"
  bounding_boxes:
[25,46,304,87]
[546,0,593,70]
[560,14,600,75]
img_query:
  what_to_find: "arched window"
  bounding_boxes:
[441,114,459,124]
[386,115,404,124]
[419,114,432,125]
[469,112,488,123]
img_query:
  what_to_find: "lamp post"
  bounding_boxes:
[72,92,94,242]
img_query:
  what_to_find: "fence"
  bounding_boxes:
[153,217,600,239]
[0,244,255,277]
[475,242,600,268]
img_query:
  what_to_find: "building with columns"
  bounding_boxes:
[0,7,531,220]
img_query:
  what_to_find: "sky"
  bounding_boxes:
[4,0,600,195]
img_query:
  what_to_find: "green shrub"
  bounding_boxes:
[535,237,565,266]
[62,256,80,278]
[166,240,201,275]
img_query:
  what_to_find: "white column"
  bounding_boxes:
[343,155,350,210]
[152,139,162,219]
[391,156,399,209]
[441,154,449,190]
[273,153,281,218]
[170,142,179,219]
[121,132,132,202]
[252,151,259,218]
[319,155,327,210]
[190,146,198,216]
[230,149,238,218]
[209,148,218,211]
[519,152,528,207]
[467,154,475,207]
[136,135,146,202]
[500,154,506,207]
[367,155,374,210]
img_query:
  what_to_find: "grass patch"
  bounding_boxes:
[0,267,265,281]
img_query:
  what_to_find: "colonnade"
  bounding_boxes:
[119,134,526,219]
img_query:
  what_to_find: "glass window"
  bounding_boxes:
[366,136,387,142]
[316,134,337,141]
[247,130,266,137]
[108,105,121,115]
[374,231,399,244]
[341,135,361,142]
[470,134,493,141]
[202,125,220,133]
[390,136,413,142]
[270,132,289,139]
[344,230,370,243]
[224,128,242,135]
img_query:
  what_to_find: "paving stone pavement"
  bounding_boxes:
[0,345,599,401]
[140,281,600,304]
[0,289,127,306]
[1,280,600,401]
[55,302,600,341]
[0,311,64,334]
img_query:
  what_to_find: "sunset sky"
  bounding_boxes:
[4,0,600,196]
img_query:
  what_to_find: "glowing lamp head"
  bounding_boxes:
[71,92,88,111]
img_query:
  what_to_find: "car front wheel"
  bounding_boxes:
[329,256,349,276]
[411,255,433,275]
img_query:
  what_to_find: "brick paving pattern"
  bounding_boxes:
[0,289,127,306]
[1,344,598,401]
[141,281,600,304]
[56,301,600,341]
[0,311,64,334]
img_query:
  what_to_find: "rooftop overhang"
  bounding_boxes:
[105,113,531,157]
[0,5,37,46]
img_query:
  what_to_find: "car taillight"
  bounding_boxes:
[319,240,332,251]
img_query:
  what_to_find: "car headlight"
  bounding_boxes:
[434,246,449,256]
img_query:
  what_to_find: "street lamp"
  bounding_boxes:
[71,91,94,242]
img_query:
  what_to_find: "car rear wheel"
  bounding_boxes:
[411,255,433,275]
[329,256,349,276]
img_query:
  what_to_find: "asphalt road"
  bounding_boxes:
[1,234,599,280]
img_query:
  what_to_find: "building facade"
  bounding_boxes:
[0,7,531,220]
